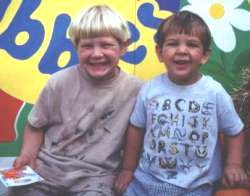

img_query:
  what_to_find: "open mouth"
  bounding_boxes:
[174,59,190,65]
[89,62,108,67]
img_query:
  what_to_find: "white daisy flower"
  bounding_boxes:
[181,0,250,52]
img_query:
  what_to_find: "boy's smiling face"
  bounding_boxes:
[156,33,210,85]
[77,35,127,80]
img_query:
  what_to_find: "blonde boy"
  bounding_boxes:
[8,5,143,196]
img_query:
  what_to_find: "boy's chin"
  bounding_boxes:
[87,71,115,81]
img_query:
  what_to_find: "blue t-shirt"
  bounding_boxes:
[130,74,243,188]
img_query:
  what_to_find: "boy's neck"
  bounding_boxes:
[78,65,121,85]
[167,73,202,86]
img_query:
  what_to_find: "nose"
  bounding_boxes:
[177,44,188,53]
[92,46,104,57]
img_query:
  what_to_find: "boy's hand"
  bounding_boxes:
[222,163,248,188]
[14,153,36,170]
[114,169,133,195]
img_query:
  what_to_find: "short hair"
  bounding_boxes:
[68,4,131,48]
[155,10,211,53]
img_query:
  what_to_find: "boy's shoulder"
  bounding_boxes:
[50,65,77,80]
[46,65,78,89]
[135,73,165,96]
[141,73,165,88]
[121,70,145,89]
[202,75,225,91]
[48,65,78,82]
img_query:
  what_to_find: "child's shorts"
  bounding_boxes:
[123,175,213,196]
[7,177,115,196]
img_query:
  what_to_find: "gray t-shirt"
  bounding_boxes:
[28,65,143,191]
[130,73,243,188]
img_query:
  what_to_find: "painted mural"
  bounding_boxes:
[0,0,250,158]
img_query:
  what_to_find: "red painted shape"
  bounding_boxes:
[0,90,23,142]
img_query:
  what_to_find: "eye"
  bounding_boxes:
[164,41,178,47]
[80,44,93,49]
[101,43,117,49]
[188,43,199,48]
[187,41,202,48]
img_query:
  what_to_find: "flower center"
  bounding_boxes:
[209,3,225,19]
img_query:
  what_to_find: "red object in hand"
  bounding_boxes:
[2,168,21,179]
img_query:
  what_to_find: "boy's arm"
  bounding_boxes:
[222,131,248,187]
[14,122,44,170]
[114,124,144,194]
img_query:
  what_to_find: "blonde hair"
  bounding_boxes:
[69,4,131,47]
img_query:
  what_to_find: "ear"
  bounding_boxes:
[120,40,130,55]
[201,48,211,64]
[155,45,163,62]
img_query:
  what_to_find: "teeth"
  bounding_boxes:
[175,60,189,64]
[90,62,105,65]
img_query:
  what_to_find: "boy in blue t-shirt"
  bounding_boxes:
[115,11,247,195]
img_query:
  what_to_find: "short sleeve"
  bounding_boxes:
[217,87,244,135]
[28,81,52,128]
[130,85,147,128]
